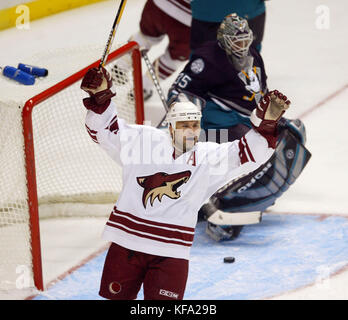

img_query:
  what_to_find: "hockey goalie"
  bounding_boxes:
[168,13,312,241]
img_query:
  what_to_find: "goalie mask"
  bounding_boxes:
[217,13,254,71]
[166,97,202,154]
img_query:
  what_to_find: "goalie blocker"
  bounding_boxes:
[200,118,312,241]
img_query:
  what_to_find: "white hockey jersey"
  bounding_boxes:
[85,101,274,260]
[153,0,191,27]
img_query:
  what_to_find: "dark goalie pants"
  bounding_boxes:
[99,242,188,300]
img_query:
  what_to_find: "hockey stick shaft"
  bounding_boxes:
[99,0,127,69]
[141,49,169,128]
[141,49,169,112]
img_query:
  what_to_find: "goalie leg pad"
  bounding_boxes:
[278,117,307,145]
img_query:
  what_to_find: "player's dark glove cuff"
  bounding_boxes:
[83,93,114,114]
[251,123,278,149]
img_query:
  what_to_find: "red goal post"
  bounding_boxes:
[21,41,144,291]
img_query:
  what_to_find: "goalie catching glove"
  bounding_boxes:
[251,90,290,148]
[81,67,116,112]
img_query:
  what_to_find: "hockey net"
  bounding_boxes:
[0,42,144,294]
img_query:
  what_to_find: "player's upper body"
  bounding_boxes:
[153,0,191,27]
[169,13,268,117]
[80,66,290,260]
[191,0,265,22]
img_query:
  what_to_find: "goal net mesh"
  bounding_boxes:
[0,43,141,293]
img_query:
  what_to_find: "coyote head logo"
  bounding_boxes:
[137,171,191,208]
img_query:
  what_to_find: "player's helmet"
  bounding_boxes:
[166,96,202,130]
[166,98,202,153]
[217,13,253,59]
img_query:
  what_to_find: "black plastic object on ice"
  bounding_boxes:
[223,256,235,263]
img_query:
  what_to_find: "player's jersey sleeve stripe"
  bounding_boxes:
[238,136,256,164]
[106,115,119,134]
[85,124,98,143]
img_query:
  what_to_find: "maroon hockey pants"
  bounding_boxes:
[140,0,190,61]
[99,242,189,300]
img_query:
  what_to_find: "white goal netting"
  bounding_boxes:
[0,43,142,293]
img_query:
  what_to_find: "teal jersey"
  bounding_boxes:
[191,0,266,22]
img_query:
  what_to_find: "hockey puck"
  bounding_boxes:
[223,256,235,263]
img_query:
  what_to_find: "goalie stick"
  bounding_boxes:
[141,51,206,128]
[99,0,128,69]
[208,210,262,226]
[141,49,169,128]
[200,199,262,225]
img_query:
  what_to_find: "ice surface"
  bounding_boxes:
[1,0,347,299]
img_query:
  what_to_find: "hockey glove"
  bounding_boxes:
[81,67,116,112]
[250,90,290,148]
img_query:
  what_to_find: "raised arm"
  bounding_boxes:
[205,90,291,196]
[238,89,290,166]
[80,67,140,166]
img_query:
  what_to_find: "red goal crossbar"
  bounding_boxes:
[21,42,144,291]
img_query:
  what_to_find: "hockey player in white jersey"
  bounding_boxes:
[81,66,290,300]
